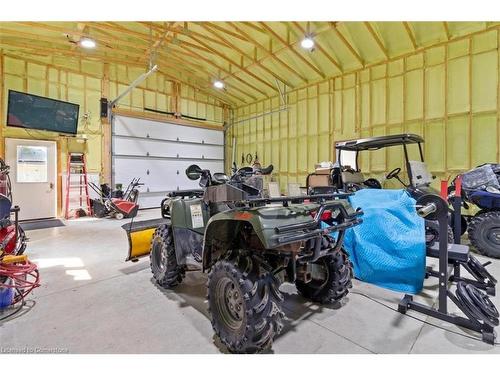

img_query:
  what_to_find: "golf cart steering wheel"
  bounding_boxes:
[386,167,401,180]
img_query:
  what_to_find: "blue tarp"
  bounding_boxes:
[339,189,426,294]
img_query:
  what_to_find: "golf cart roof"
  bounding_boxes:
[335,133,424,151]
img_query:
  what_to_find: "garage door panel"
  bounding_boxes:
[112,115,224,209]
[113,157,223,207]
[113,136,223,160]
[113,115,223,145]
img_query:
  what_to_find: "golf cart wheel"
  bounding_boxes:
[207,256,284,353]
[115,212,124,220]
[296,245,353,304]
[425,220,454,248]
[468,211,500,259]
[150,225,185,288]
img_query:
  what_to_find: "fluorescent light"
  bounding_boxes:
[80,38,96,49]
[300,37,315,50]
[213,80,225,89]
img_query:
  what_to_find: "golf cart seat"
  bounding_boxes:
[341,170,365,184]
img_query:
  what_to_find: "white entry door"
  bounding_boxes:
[5,138,57,220]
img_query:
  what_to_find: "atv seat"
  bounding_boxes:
[469,190,500,210]
[426,242,469,263]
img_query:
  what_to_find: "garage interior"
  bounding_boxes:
[1,19,500,354]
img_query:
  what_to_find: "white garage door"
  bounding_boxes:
[112,115,224,209]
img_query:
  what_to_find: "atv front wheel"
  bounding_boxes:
[207,256,284,353]
[150,225,185,288]
[468,211,500,259]
[295,246,353,304]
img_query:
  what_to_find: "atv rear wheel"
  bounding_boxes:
[468,211,500,259]
[295,245,353,304]
[207,256,284,353]
[425,220,454,248]
[150,225,185,288]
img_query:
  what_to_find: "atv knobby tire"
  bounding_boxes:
[207,256,284,353]
[296,241,353,304]
[425,220,455,248]
[468,211,500,259]
[150,225,185,288]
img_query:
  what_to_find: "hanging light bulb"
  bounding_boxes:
[213,80,225,89]
[301,36,315,50]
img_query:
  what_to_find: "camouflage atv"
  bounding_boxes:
[123,164,363,353]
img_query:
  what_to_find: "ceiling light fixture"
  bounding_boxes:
[213,80,225,89]
[80,38,96,49]
[300,36,315,50]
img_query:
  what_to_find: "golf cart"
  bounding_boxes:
[329,133,455,246]
[123,164,363,353]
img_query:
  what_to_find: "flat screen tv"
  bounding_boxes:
[7,90,79,135]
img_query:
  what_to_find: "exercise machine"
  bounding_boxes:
[399,194,499,344]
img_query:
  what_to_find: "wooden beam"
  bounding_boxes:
[101,63,111,184]
[403,22,418,50]
[196,22,250,42]
[260,22,326,79]
[329,22,364,66]
[443,22,451,41]
[228,22,308,84]
[292,21,343,73]
[241,22,268,35]
[364,21,389,60]
[200,23,295,88]
[112,107,224,130]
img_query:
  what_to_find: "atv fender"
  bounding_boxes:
[201,202,348,270]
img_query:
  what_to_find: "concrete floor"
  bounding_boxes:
[1,208,499,354]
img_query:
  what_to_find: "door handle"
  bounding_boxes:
[49,182,54,190]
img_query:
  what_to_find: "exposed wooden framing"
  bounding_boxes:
[101,63,111,184]
[228,22,308,84]
[139,21,230,49]
[142,25,268,100]
[241,22,268,35]
[292,22,343,73]
[197,22,250,42]
[200,23,295,88]
[112,108,224,130]
[330,23,364,66]
[443,22,451,41]
[173,43,268,99]
[145,22,279,95]
[184,33,278,94]
[364,22,389,60]
[239,23,500,110]
[403,22,418,50]
[3,36,238,107]
[260,22,326,79]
